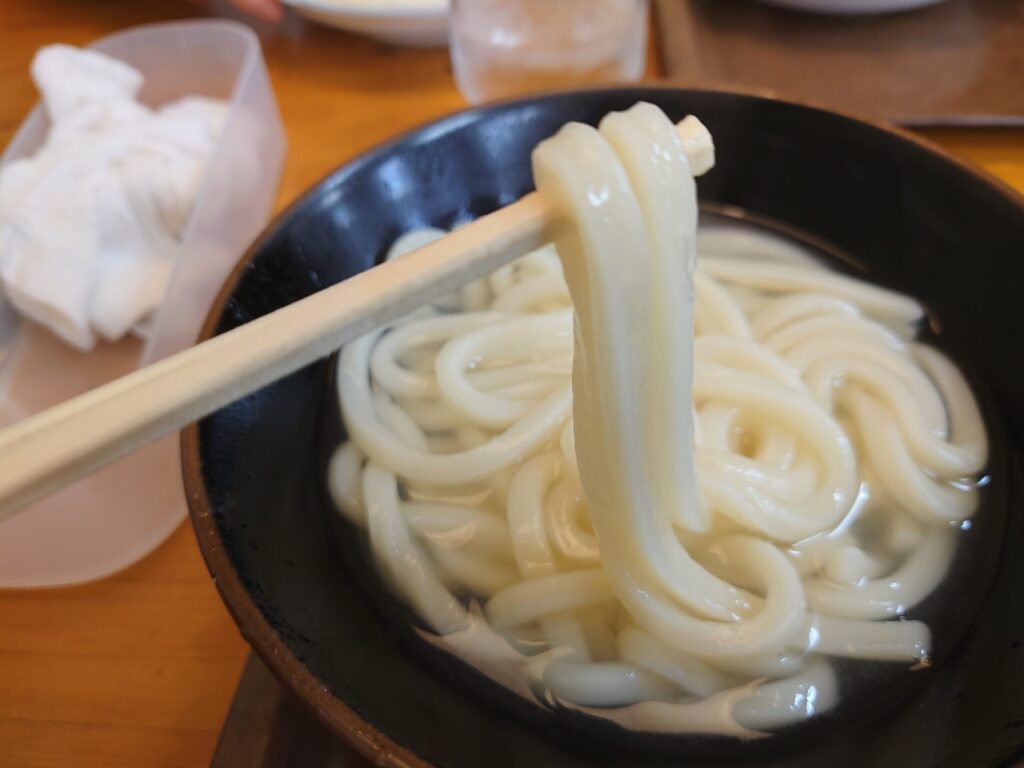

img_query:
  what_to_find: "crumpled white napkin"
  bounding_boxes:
[0,44,229,351]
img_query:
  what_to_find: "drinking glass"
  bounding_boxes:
[449,0,649,104]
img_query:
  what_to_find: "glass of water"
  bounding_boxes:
[449,0,649,104]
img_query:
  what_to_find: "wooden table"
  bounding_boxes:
[0,2,1021,767]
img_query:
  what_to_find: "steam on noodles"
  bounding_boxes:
[328,103,988,734]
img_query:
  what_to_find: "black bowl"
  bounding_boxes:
[183,87,1024,768]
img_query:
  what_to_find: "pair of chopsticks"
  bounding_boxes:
[0,116,713,522]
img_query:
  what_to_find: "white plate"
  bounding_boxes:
[285,0,449,47]
[756,0,949,14]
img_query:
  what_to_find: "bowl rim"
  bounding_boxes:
[181,83,1024,768]
[283,0,448,21]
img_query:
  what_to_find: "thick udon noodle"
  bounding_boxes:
[328,103,987,734]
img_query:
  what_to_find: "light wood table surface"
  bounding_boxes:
[1,2,1022,767]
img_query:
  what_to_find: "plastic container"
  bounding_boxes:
[449,0,648,104]
[0,21,286,586]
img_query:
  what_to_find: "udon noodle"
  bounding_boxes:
[328,103,988,734]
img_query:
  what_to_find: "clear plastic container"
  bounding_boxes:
[0,21,286,586]
[449,0,648,104]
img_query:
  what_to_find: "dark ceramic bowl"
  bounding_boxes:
[183,87,1024,767]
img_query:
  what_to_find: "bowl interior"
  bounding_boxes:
[187,88,1024,768]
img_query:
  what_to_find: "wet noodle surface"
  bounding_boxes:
[324,206,1003,755]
